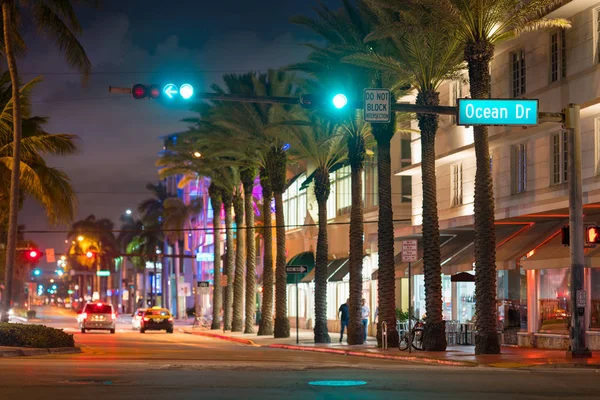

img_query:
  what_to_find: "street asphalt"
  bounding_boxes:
[1,306,599,399]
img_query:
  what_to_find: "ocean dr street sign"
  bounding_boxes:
[364,88,391,123]
[457,99,538,126]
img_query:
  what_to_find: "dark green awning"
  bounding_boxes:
[286,251,315,284]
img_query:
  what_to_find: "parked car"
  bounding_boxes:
[131,308,146,330]
[78,302,116,334]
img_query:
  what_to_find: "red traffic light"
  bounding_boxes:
[149,85,160,99]
[24,249,42,262]
[587,226,600,244]
[132,84,147,99]
[29,250,38,258]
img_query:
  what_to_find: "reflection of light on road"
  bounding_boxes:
[308,380,367,387]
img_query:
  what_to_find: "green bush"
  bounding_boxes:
[396,308,409,322]
[0,323,75,348]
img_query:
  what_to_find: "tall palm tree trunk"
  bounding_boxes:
[466,41,500,355]
[271,148,290,338]
[372,119,399,348]
[210,193,223,330]
[347,134,365,345]
[223,193,235,330]
[0,3,21,322]
[232,193,245,332]
[175,240,183,319]
[313,168,331,343]
[273,191,289,337]
[242,171,257,333]
[258,170,274,336]
[417,91,446,351]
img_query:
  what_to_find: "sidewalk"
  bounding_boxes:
[181,325,600,369]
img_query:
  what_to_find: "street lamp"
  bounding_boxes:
[125,209,132,215]
[77,235,84,242]
[193,151,202,158]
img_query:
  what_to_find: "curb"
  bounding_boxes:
[0,347,81,358]
[183,330,257,346]
[267,344,476,367]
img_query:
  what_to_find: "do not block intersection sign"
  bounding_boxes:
[364,88,391,123]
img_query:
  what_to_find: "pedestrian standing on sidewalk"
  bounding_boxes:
[338,298,349,343]
[361,298,370,344]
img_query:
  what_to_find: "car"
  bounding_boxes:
[78,302,116,334]
[139,307,174,333]
[131,308,146,330]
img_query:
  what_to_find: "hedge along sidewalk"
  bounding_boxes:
[0,346,81,358]
[0,323,76,351]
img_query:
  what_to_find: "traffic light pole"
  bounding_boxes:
[565,104,592,358]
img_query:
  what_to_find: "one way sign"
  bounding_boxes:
[286,265,308,274]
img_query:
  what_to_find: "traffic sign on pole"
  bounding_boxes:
[197,281,210,288]
[286,265,308,274]
[457,98,538,126]
[401,240,418,263]
[364,88,391,123]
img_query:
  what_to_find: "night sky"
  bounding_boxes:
[19,0,337,268]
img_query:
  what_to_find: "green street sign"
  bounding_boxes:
[457,98,538,126]
[96,270,110,277]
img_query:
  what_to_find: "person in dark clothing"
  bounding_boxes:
[338,298,349,343]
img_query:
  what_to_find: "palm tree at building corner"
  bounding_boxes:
[241,167,258,333]
[231,186,246,332]
[1,0,93,322]
[400,0,570,354]
[351,2,465,350]
[257,166,274,336]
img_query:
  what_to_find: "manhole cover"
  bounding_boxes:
[308,380,367,387]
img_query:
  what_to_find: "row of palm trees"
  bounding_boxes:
[156,0,569,354]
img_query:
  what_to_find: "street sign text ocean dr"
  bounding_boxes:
[457,99,538,126]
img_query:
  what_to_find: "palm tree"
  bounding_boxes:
[67,215,119,302]
[162,197,202,318]
[291,1,376,345]
[280,113,348,343]
[240,167,257,333]
[347,2,464,350]
[208,182,223,329]
[220,184,236,331]
[257,166,274,336]
[380,0,569,354]
[231,186,245,332]
[1,0,93,322]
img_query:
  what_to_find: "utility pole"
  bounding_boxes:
[565,104,592,358]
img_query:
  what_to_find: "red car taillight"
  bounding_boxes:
[168,317,173,322]
[143,317,150,322]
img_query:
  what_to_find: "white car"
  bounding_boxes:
[78,302,116,334]
[131,308,146,330]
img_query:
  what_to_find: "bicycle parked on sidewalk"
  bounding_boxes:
[397,317,424,351]
[192,313,212,329]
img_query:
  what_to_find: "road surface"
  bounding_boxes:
[1,306,599,399]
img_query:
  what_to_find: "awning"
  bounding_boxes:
[451,272,475,282]
[519,232,600,270]
[286,251,315,284]
[300,258,349,283]
[328,258,350,282]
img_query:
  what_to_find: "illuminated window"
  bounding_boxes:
[511,49,526,97]
[450,163,463,207]
[282,174,307,230]
[550,131,568,185]
[550,30,567,82]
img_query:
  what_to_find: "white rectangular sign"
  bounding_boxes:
[402,240,418,263]
[577,290,586,308]
[364,88,391,123]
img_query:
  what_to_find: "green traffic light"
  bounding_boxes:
[33,269,41,276]
[332,93,348,109]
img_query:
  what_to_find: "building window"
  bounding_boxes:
[327,171,337,220]
[596,118,600,175]
[511,143,527,193]
[511,49,526,97]
[539,268,570,333]
[451,163,463,207]
[282,174,307,230]
[591,268,600,329]
[550,131,568,185]
[401,138,412,202]
[335,166,352,216]
[550,30,567,82]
